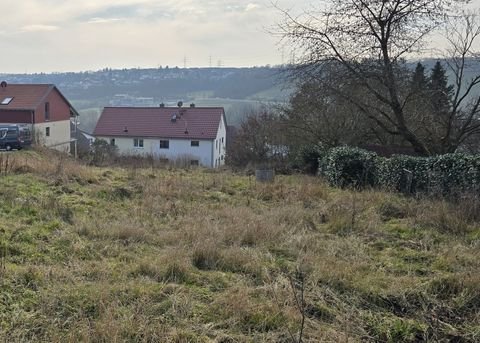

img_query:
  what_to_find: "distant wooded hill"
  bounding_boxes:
[0,67,290,101]
[0,67,291,132]
[1,60,479,133]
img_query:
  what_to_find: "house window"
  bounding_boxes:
[45,102,50,121]
[160,140,169,149]
[1,97,13,105]
[190,160,199,166]
[45,127,50,137]
[134,138,144,148]
[191,140,199,147]
[110,138,116,146]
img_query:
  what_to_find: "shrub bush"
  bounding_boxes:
[429,154,480,195]
[377,155,431,193]
[320,146,378,189]
[319,147,480,195]
[292,144,327,174]
[89,139,118,166]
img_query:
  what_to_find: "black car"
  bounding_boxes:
[0,125,32,151]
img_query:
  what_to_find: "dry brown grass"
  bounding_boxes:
[0,150,478,342]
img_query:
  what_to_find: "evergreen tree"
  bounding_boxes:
[411,62,429,93]
[405,62,436,151]
[409,62,430,115]
[429,61,454,118]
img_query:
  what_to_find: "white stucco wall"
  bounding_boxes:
[212,115,227,168]
[97,136,215,167]
[34,120,71,153]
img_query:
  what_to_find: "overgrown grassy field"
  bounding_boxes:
[0,150,479,342]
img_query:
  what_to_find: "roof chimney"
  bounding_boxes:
[190,103,195,108]
[159,103,165,108]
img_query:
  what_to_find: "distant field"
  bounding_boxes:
[0,150,478,342]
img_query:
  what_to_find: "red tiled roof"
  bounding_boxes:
[0,84,54,110]
[94,107,225,140]
[0,83,78,115]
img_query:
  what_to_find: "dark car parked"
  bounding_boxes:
[0,124,32,151]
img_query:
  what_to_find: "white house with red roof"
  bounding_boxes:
[0,82,78,152]
[93,105,227,168]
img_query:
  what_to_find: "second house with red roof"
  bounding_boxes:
[93,104,227,168]
[0,82,78,152]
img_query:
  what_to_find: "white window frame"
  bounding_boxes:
[133,138,144,148]
[160,140,169,149]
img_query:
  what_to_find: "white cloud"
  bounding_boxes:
[0,0,314,71]
[87,17,123,24]
[21,24,59,32]
[245,3,260,12]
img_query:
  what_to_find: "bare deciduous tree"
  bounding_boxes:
[282,79,371,148]
[226,108,288,169]
[443,12,480,152]
[277,0,477,155]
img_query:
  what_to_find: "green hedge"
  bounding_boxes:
[377,155,431,193]
[293,144,327,174]
[429,154,480,195]
[321,147,378,189]
[319,147,480,195]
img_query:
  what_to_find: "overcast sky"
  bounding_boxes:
[1,0,479,73]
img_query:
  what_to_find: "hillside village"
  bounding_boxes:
[0,67,292,136]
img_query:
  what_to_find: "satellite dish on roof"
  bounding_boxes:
[177,101,183,108]
[0,81,7,88]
